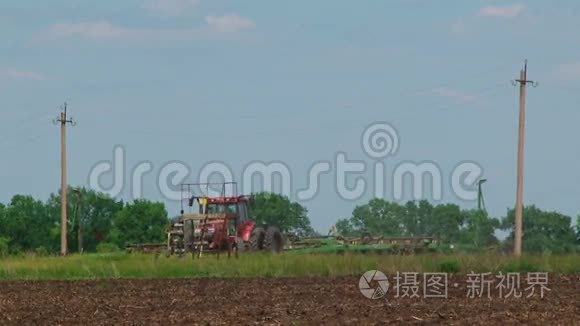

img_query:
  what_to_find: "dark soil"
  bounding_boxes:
[0,275,578,325]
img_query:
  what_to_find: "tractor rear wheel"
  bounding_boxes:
[249,226,266,251]
[235,238,248,252]
[264,226,284,253]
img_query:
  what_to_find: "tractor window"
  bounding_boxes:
[238,202,248,222]
[203,204,219,214]
[226,204,237,213]
[201,204,237,214]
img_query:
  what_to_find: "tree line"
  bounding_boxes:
[0,188,578,255]
[335,198,580,253]
[0,187,168,256]
[0,188,313,256]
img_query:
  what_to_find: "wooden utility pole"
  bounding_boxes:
[513,61,535,257]
[54,103,75,256]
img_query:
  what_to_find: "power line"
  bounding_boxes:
[0,132,50,151]
[0,111,53,145]
[399,60,520,97]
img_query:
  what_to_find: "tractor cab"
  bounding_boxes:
[190,195,252,225]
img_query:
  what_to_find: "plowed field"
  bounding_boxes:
[0,275,578,325]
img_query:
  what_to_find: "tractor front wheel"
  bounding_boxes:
[249,226,266,251]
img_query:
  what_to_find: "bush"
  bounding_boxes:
[439,260,460,274]
[501,259,539,273]
[34,246,49,257]
[0,237,9,258]
[96,242,120,253]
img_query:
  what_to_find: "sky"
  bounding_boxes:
[1,0,580,232]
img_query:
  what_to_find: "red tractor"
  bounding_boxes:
[166,182,284,257]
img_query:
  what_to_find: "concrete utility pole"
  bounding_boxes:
[53,103,75,256]
[512,61,536,257]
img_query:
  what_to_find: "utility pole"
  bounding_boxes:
[53,103,75,256]
[477,179,487,212]
[512,61,536,257]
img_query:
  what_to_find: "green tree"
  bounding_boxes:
[1,195,57,252]
[460,210,499,247]
[46,187,123,252]
[107,200,168,247]
[335,218,357,237]
[501,206,576,253]
[576,216,580,244]
[0,203,5,236]
[402,200,433,236]
[349,198,406,236]
[0,203,7,256]
[424,203,464,242]
[0,236,9,257]
[250,192,313,233]
[338,199,491,245]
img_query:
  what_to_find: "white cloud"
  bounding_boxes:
[205,14,255,33]
[452,4,527,34]
[0,68,45,81]
[46,21,194,41]
[144,0,200,16]
[49,21,130,39]
[420,87,477,104]
[46,15,256,42]
[478,4,525,18]
[553,62,580,81]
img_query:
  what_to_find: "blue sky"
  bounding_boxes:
[1,0,580,232]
